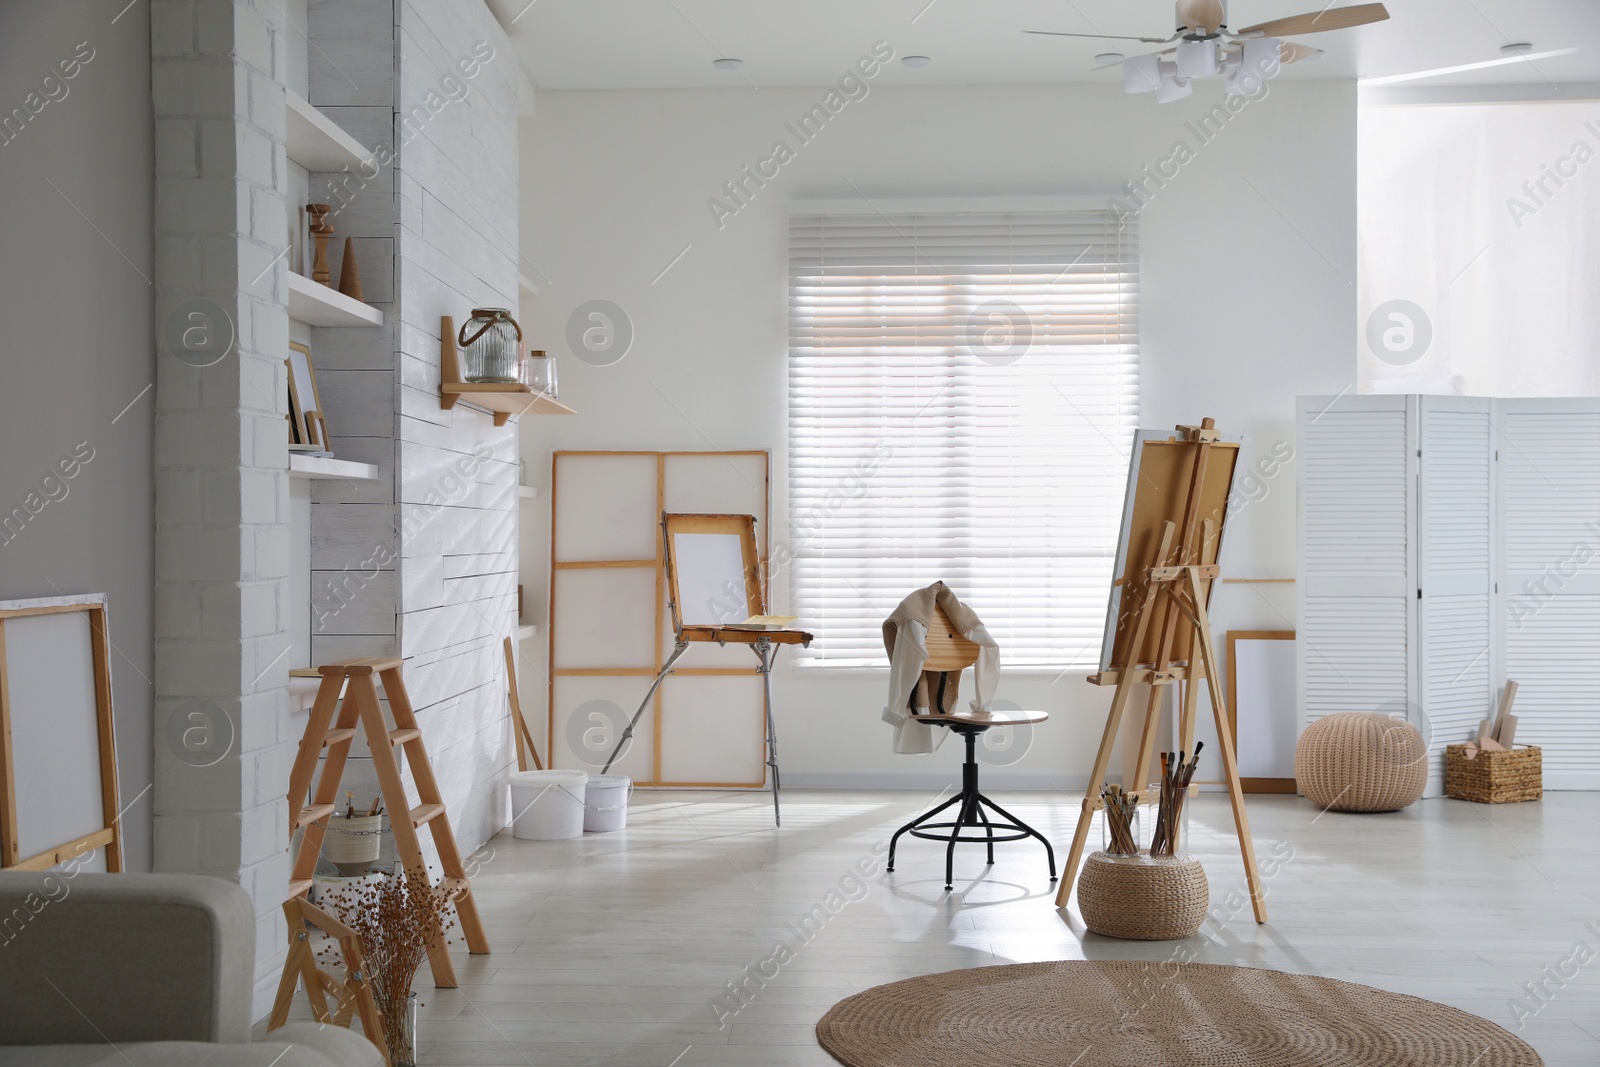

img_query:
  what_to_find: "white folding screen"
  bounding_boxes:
[1298,395,1600,792]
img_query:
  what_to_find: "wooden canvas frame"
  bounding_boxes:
[1227,630,1298,794]
[548,451,771,787]
[0,594,123,871]
[662,513,764,633]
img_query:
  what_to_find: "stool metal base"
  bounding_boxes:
[885,722,1057,891]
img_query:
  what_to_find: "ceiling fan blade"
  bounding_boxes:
[1025,29,1175,44]
[1278,41,1325,64]
[1237,2,1389,38]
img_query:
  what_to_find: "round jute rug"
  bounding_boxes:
[815,961,1541,1067]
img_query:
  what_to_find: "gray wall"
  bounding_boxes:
[0,2,156,869]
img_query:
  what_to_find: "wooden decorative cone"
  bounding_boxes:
[307,203,333,285]
[337,236,363,301]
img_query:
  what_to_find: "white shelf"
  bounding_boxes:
[518,485,538,500]
[290,454,381,481]
[288,272,383,327]
[286,90,374,172]
[517,273,540,299]
[514,624,538,641]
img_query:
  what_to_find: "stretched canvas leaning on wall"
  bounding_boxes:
[0,593,123,872]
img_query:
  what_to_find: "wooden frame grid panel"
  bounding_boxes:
[548,451,770,787]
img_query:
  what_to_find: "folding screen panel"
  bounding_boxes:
[548,451,770,786]
[1417,396,1495,795]
[1296,394,1416,732]
[1497,399,1600,790]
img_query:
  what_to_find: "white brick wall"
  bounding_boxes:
[150,0,296,1018]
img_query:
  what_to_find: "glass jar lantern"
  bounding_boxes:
[458,308,521,383]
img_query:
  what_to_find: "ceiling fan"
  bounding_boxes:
[1025,0,1390,102]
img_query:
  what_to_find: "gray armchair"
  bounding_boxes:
[0,872,383,1067]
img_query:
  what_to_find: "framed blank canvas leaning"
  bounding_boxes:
[0,594,123,871]
[287,342,327,451]
[1227,630,1297,793]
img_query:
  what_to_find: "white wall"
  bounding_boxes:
[0,3,155,865]
[518,77,1357,787]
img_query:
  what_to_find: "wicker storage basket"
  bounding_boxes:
[1445,744,1542,803]
[1077,852,1209,941]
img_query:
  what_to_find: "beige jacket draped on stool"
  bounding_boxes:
[881,581,1000,754]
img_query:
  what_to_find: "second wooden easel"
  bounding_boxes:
[284,658,490,987]
[1054,419,1267,923]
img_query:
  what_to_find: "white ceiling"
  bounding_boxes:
[483,0,1600,92]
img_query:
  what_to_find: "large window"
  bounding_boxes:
[787,202,1139,668]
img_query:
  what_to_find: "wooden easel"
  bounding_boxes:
[267,897,389,1066]
[1054,420,1267,923]
[504,637,544,770]
[284,658,490,989]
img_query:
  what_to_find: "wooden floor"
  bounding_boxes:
[320,789,1600,1066]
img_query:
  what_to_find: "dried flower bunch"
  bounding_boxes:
[316,864,458,1061]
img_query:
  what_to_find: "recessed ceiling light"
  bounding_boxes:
[712,57,743,70]
[902,55,932,68]
[1095,52,1126,65]
[1500,42,1534,55]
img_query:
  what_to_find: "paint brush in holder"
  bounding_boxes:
[1150,742,1203,857]
[1101,783,1141,855]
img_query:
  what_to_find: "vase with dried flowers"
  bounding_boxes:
[316,864,458,1067]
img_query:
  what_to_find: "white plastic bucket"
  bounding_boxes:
[510,769,588,840]
[583,775,631,833]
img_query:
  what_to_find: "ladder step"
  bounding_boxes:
[323,728,357,748]
[294,803,336,830]
[288,878,314,899]
[409,803,446,828]
[388,728,421,745]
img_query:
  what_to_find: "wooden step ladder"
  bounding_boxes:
[285,657,490,988]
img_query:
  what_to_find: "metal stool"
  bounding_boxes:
[886,708,1057,891]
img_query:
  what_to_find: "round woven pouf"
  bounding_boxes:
[1076,851,1208,940]
[815,961,1543,1067]
[1296,712,1427,812]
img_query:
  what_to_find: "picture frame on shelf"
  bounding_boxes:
[287,341,330,453]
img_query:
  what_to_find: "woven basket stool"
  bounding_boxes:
[1295,712,1427,813]
[1077,852,1209,940]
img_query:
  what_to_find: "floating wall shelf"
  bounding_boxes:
[514,623,538,641]
[285,90,374,172]
[439,315,576,426]
[518,486,538,500]
[288,272,383,327]
[517,273,540,300]
[289,453,380,481]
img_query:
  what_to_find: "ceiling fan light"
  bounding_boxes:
[1175,38,1220,78]
[1156,72,1194,103]
[1124,54,1163,93]
[1242,36,1284,78]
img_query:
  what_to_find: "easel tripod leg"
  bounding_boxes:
[603,640,688,774]
[755,638,781,827]
[1184,568,1268,924]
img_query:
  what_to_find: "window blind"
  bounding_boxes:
[788,208,1139,667]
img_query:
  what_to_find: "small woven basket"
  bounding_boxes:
[1077,851,1209,941]
[1445,744,1542,804]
